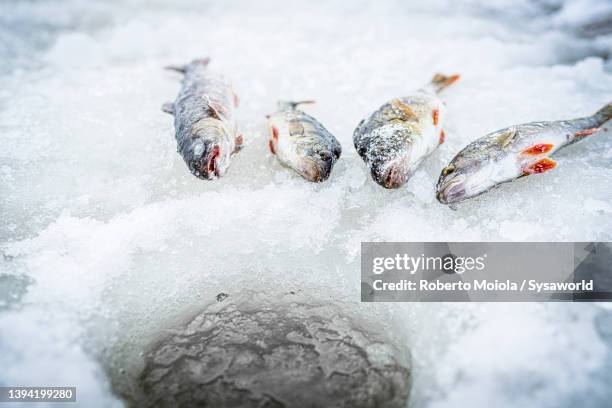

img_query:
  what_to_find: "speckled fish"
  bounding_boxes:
[162,58,242,180]
[436,102,612,204]
[267,101,342,182]
[354,73,460,189]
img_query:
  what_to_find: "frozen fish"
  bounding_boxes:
[162,58,242,180]
[267,101,342,182]
[354,74,460,188]
[436,102,612,204]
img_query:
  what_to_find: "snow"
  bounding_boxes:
[1,0,611,407]
[499,221,544,240]
[584,198,612,214]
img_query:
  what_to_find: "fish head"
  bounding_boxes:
[369,151,413,189]
[300,146,340,182]
[189,122,232,180]
[364,123,418,189]
[436,154,496,204]
[368,162,410,189]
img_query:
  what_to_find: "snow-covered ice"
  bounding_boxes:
[1,0,611,407]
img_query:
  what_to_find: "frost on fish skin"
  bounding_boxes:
[354,93,444,189]
[267,103,342,182]
[436,102,612,204]
[134,292,411,408]
[165,59,240,180]
[354,74,458,189]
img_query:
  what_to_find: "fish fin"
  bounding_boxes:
[233,134,244,153]
[432,108,439,126]
[439,129,445,144]
[575,128,599,138]
[392,99,419,121]
[233,92,240,108]
[278,100,315,110]
[430,73,460,93]
[521,143,554,156]
[207,104,222,120]
[161,102,175,115]
[593,101,612,123]
[206,98,228,120]
[268,139,276,155]
[523,158,557,175]
[497,128,518,148]
[164,65,187,74]
[164,58,210,74]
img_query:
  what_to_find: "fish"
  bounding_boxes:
[267,101,342,182]
[353,73,460,189]
[436,102,612,204]
[162,58,242,180]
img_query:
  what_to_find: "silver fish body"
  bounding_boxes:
[436,102,612,204]
[354,74,459,188]
[163,58,242,180]
[267,101,342,182]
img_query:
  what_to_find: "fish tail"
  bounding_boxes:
[430,73,460,93]
[164,57,210,74]
[278,100,316,110]
[593,101,612,124]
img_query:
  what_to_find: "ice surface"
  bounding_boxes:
[1,0,611,407]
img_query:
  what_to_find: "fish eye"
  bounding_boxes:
[442,166,455,176]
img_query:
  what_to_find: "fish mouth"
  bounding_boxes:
[301,158,324,182]
[380,165,410,189]
[436,175,467,204]
[193,144,222,180]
